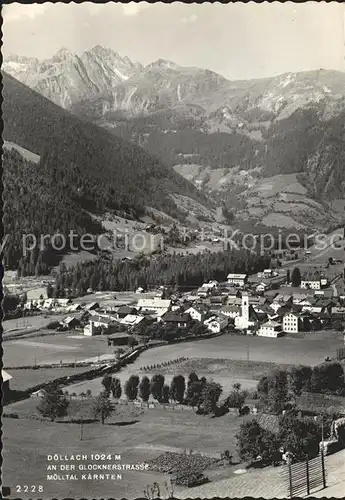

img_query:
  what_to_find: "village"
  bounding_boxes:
[2,240,345,499]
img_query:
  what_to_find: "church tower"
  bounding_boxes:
[242,292,249,327]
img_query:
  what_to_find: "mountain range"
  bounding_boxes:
[3,46,345,231]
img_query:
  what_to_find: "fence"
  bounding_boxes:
[281,453,327,498]
[336,347,345,361]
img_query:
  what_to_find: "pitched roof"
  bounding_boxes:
[162,311,190,322]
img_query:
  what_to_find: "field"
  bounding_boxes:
[5,366,94,393]
[2,403,251,499]
[3,334,114,367]
[63,332,343,399]
[3,314,64,334]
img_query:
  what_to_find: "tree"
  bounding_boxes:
[101,374,113,395]
[37,385,69,421]
[92,391,115,424]
[288,365,312,397]
[225,383,248,413]
[111,378,122,399]
[170,375,186,403]
[125,375,140,401]
[150,374,165,401]
[201,381,223,415]
[161,384,171,403]
[279,414,321,460]
[259,370,289,414]
[236,420,279,464]
[291,267,301,287]
[310,362,345,395]
[139,376,151,402]
[286,269,291,284]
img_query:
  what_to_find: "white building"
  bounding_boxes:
[258,320,283,338]
[219,305,241,319]
[234,293,256,330]
[283,312,300,333]
[204,315,228,333]
[137,298,171,313]
[301,279,321,290]
[120,314,145,326]
[185,306,205,322]
[227,273,248,288]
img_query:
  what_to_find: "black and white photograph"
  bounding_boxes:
[1,1,345,498]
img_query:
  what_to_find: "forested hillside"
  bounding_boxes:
[2,72,210,220]
[2,72,214,272]
[2,148,103,272]
[55,249,271,295]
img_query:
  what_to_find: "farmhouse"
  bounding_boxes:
[161,311,191,328]
[204,315,229,333]
[184,306,206,322]
[197,285,211,298]
[258,320,283,338]
[227,273,248,288]
[120,314,146,327]
[137,298,171,314]
[85,302,100,311]
[117,306,137,319]
[60,316,81,330]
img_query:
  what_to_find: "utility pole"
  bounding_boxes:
[80,419,84,441]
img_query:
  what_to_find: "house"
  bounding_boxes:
[31,389,47,398]
[120,314,146,327]
[56,298,73,307]
[227,273,248,288]
[256,282,268,293]
[258,320,283,338]
[85,302,100,311]
[209,295,227,306]
[136,287,144,293]
[184,306,206,322]
[117,306,137,319]
[137,298,171,313]
[107,332,133,346]
[66,303,82,313]
[161,311,191,328]
[2,370,12,400]
[60,316,80,330]
[197,286,211,298]
[219,305,241,319]
[204,315,229,333]
[42,298,56,310]
[283,311,301,334]
[227,296,242,307]
[301,272,322,290]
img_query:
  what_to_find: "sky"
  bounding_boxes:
[2,2,345,80]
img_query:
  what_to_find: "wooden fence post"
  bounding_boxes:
[321,449,326,489]
[306,456,310,496]
[288,460,293,499]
